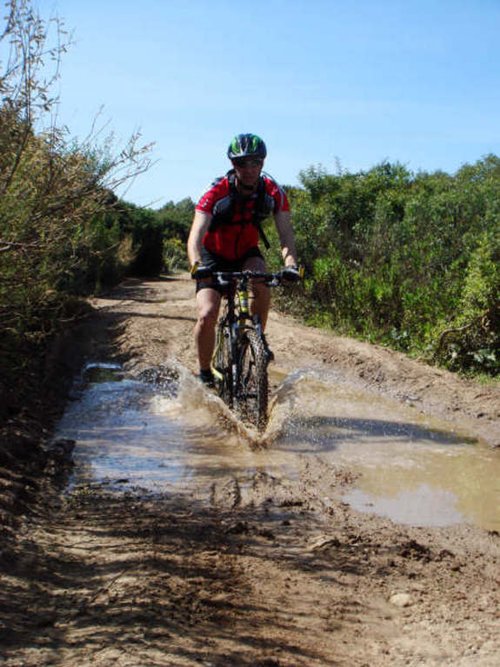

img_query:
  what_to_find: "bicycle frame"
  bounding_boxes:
[211,272,259,383]
[210,271,282,429]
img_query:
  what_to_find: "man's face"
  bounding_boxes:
[232,157,264,190]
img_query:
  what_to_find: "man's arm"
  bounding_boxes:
[274,209,298,267]
[187,210,212,267]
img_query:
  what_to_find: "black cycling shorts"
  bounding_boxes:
[196,246,264,293]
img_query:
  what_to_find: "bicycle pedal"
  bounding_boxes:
[198,370,215,388]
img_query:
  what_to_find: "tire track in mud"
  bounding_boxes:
[1,276,499,666]
[0,481,378,666]
[5,461,495,667]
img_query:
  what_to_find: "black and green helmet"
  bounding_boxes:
[227,133,267,160]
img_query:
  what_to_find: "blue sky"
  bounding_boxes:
[41,0,500,208]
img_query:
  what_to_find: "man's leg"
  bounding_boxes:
[195,286,221,371]
[243,255,270,329]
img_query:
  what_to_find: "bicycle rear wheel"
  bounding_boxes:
[213,324,233,407]
[236,328,269,431]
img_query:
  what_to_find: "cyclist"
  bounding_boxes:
[187,133,300,386]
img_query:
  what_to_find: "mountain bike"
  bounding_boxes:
[210,270,288,431]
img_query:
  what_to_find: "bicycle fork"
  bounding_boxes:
[239,285,269,364]
[211,331,225,384]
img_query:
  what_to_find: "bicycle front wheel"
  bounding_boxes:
[236,328,269,431]
[213,324,233,407]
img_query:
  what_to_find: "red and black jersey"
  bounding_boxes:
[196,171,290,261]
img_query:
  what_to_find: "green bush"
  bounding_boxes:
[266,155,499,376]
[433,230,499,374]
[163,238,188,273]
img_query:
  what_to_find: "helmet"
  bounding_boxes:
[227,133,267,160]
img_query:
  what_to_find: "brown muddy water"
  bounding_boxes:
[54,362,500,531]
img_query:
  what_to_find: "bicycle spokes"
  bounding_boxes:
[236,331,268,430]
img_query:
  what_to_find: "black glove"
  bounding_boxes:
[281,266,301,283]
[190,263,212,280]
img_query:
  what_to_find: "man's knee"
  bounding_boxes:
[197,298,219,330]
[243,256,268,301]
[251,281,270,301]
[198,308,218,330]
[196,289,220,328]
[243,255,266,273]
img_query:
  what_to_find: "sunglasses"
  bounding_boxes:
[232,158,264,168]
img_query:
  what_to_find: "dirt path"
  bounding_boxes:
[1,275,499,666]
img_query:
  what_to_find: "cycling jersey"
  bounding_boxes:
[196,171,290,261]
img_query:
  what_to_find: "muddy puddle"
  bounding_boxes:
[55,362,500,531]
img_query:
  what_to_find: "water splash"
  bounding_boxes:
[54,359,499,530]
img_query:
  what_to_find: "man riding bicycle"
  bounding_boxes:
[187,133,300,386]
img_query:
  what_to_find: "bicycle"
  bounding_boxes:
[209,270,289,431]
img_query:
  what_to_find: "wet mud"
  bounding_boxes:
[58,360,498,531]
[1,276,499,666]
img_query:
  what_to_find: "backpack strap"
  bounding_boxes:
[254,178,271,249]
[227,171,271,249]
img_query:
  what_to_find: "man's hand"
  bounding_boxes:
[281,266,301,283]
[190,263,212,280]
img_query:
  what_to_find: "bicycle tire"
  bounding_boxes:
[213,323,233,406]
[236,328,269,430]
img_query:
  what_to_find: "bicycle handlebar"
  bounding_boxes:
[211,270,290,288]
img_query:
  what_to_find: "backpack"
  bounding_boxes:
[208,170,273,249]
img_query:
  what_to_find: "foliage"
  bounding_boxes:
[163,237,188,273]
[157,197,193,273]
[0,0,153,409]
[265,156,499,376]
[434,229,499,374]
